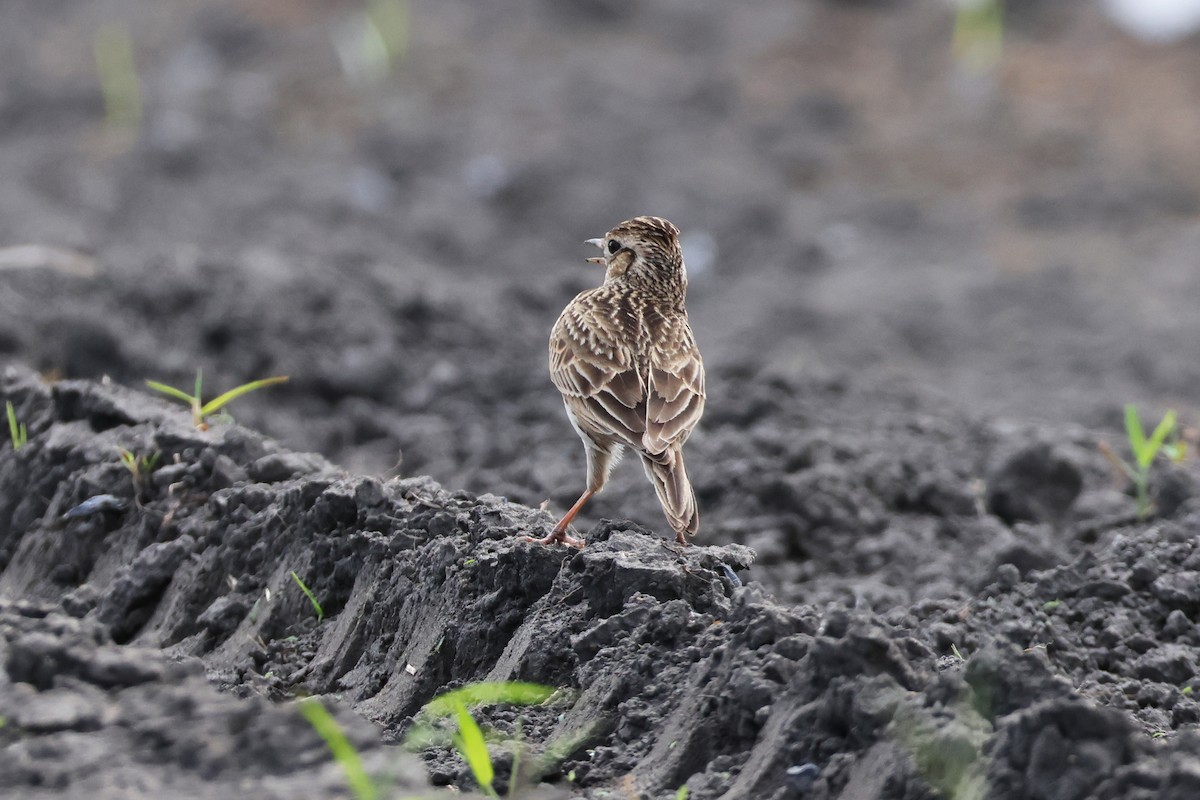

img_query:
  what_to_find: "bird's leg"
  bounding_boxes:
[527,489,594,548]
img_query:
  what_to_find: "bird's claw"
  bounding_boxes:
[524,529,586,549]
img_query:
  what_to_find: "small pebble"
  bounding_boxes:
[64,495,127,518]
[1164,609,1193,639]
[787,763,820,792]
[994,563,1020,590]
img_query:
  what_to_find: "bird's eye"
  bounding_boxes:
[607,239,620,254]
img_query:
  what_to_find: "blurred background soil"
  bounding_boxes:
[3,0,1200,591]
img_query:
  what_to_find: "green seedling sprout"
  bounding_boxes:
[297,698,377,800]
[509,730,523,799]
[953,0,1003,73]
[1101,405,1179,518]
[146,369,288,430]
[5,401,27,450]
[676,786,690,800]
[367,0,409,64]
[290,570,325,622]
[892,697,990,800]
[94,22,142,133]
[118,447,160,481]
[452,698,498,798]
[332,0,409,85]
[406,681,560,796]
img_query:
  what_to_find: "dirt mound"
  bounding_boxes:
[0,599,422,800]
[3,368,1199,799]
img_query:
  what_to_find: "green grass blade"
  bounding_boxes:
[953,0,1003,73]
[146,380,196,405]
[193,369,203,403]
[423,682,556,718]
[1124,404,1147,465]
[290,570,324,622]
[94,22,142,131]
[1144,410,1178,470]
[508,739,522,799]
[297,698,377,800]
[401,722,448,750]
[6,401,26,449]
[452,699,495,794]
[200,376,289,416]
[368,0,409,61]
[531,721,600,782]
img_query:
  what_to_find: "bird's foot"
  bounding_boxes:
[524,527,586,549]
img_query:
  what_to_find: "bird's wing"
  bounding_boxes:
[550,298,647,450]
[642,316,705,457]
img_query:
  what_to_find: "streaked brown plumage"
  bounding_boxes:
[533,216,705,547]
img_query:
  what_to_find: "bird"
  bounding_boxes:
[532,215,706,548]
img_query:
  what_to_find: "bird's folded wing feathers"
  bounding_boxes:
[643,326,705,456]
[551,334,647,449]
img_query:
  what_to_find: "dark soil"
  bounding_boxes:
[4,1,1200,798]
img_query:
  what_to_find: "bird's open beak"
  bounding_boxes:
[584,238,605,264]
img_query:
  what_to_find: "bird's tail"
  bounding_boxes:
[641,447,699,539]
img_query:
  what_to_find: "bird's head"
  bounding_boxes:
[585,216,685,295]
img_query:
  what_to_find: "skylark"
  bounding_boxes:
[534,216,706,547]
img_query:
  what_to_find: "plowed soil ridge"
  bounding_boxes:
[4,369,1200,799]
